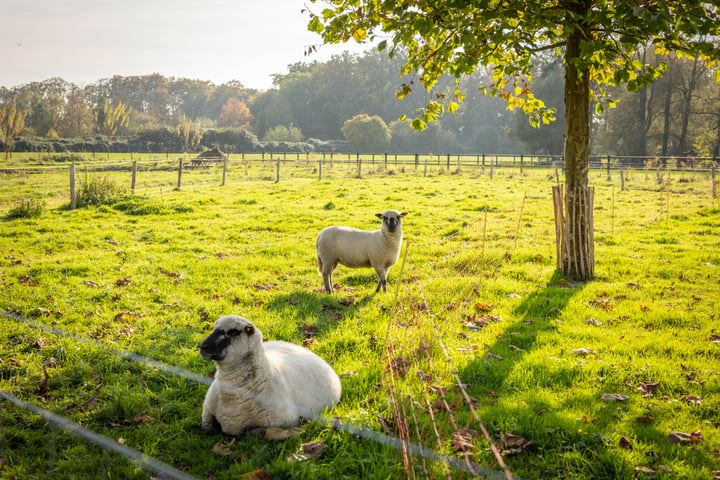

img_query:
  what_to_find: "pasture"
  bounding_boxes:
[0,167,718,479]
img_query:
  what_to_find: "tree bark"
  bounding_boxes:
[560,9,594,280]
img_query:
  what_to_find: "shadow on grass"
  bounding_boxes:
[452,271,636,478]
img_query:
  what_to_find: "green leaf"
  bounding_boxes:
[378,40,387,51]
[410,118,426,131]
[448,101,459,114]
[308,16,323,34]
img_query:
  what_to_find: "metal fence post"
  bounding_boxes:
[70,163,76,209]
[177,158,183,188]
[131,160,137,193]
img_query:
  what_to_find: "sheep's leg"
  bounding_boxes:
[375,268,388,293]
[322,262,337,293]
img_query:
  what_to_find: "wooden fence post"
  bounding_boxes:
[357,156,362,178]
[70,163,76,210]
[131,160,137,193]
[520,154,524,175]
[221,157,227,186]
[319,158,323,181]
[424,156,428,177]
[276,157,281,183]
[490,159,494,179]
[712,162,717,202]
[620,167,625,191]
[177,158,183,188]
[446,153,450,169]
[606,155,611,180]
[415,153,419,170]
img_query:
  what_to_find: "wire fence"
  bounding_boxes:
[1,152,718,213]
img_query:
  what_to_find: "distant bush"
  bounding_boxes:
[76,176,126,207]
[6,198,45,219]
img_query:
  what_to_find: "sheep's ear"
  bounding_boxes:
[400,212,408,217]
[244,325,254,335]
[375,213,383,219]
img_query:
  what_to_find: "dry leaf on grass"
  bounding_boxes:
[570,348,597,356]
[619,436,633,450]
[288,441,324,463]
[451,428,479,455]
[264,427,304,441]
[668,431,703,444]
[240,469,274,480]
[637,381,660,394]
[600,393,629,402]
[500,433,531,455]
[211,438,236,456]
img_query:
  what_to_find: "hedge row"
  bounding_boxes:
[3,128,353,155]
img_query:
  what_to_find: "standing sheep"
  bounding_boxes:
[199,315,341,435]
[316,210,408,293]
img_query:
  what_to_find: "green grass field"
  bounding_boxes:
[1,167,718,479]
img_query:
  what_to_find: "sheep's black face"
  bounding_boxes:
[377,210,408,234]
[199,322,255,361]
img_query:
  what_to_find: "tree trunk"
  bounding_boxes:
[661,82,673,158]
[678,56,700,156]
[560,16,594,280]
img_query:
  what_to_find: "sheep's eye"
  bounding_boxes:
[226,329,240,337]
[244,325,254,335]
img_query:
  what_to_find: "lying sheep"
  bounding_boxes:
[199,315,341,435]
[316,210,408,293]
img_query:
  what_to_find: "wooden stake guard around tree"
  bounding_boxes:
[553,185,595,280]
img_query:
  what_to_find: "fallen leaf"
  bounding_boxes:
[115,277,132,287]
[78,390,101,412]
[680,394,702,405]
[84,280,100,287]
[508,344,526,352]
[634,466,656,475]
[570,348,597,356]
[452,428,479,454]
[637,381,660,394]
[585,318,602,326]
[601,393,629,402]
[636,416,654,424]
[240,469,274,480]
[474,302,493,312]
[32,338,48,349]
[667,431,703,444]
[288,441,324,463]
[486,353,503,361]
[297,323,319,338]
[339,296,357,306]
[710,335,720,344]
[377,414,395,436]
[117,328,134,338]
[113,312,134,322]
[500,433,531,455]
[211,438,236,456]
[131,413,154,424]
[619,436,633,450]
[264,427,304,441]
[35,367,50,396]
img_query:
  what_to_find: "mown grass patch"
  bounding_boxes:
[1,173,718,479]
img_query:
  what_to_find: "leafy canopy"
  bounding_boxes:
[308,0,720,129]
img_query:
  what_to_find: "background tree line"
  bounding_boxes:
[1,48,719,159]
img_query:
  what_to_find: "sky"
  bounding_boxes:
[1,0,375,91]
